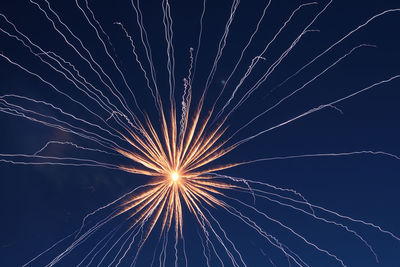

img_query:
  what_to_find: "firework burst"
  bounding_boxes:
[1,0,400,266]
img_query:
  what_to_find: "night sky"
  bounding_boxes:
[1,0,400,266]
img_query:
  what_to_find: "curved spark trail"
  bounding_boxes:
[0,0,399,266]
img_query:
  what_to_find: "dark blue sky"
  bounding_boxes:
[0,0,399,266]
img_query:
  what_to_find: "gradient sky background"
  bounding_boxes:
[0,0,399,266]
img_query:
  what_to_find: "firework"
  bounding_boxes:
[1,0,399,266]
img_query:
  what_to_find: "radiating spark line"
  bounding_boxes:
[197,229,210,267]
[273,8,400,92]
[74,0,143,117]
[37,49,141,131]
[223,203,308,266]
[114,22,157,105]
[211,0,273,117]
[202,205,247,266]
[160,228,169,267]
[161,0,177,111]
[230,44,375,139]
[0,103,119,151]
[36,49,140,132]
[197,206,240,267]
[189,0,206,92]
[214,2,317,124]
[82,0,119,61]
[220,174,400,241]
[197,214,225,267]
[28,0,139,126]
[231,0,333,110]
[0,24,118,121]
[230,150,400,168]
[33,140,119,156]
[77,225,122,267]
[230,74,400,151]
[48,212,118,266]
[22,231,78,267]
[182,231,188,267]
[0,35,140,148]
[208,173,384,262]
[202,0,240,97]
[129,0,163,111]
[225,195,347,266]
[115,228,141,267]
[224,28,320,122]
[213,171,312,215]
[180,48,194,139]
[0,153,120,169]
[0,94,127,145]
[0,50,125,141]
[100,224,139,266]
[236,186,380,262]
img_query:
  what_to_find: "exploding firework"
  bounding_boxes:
[1,0,400,266]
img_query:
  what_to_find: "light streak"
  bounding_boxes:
[0,0,399,266]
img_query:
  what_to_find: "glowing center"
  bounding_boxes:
[171,172,179,182]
